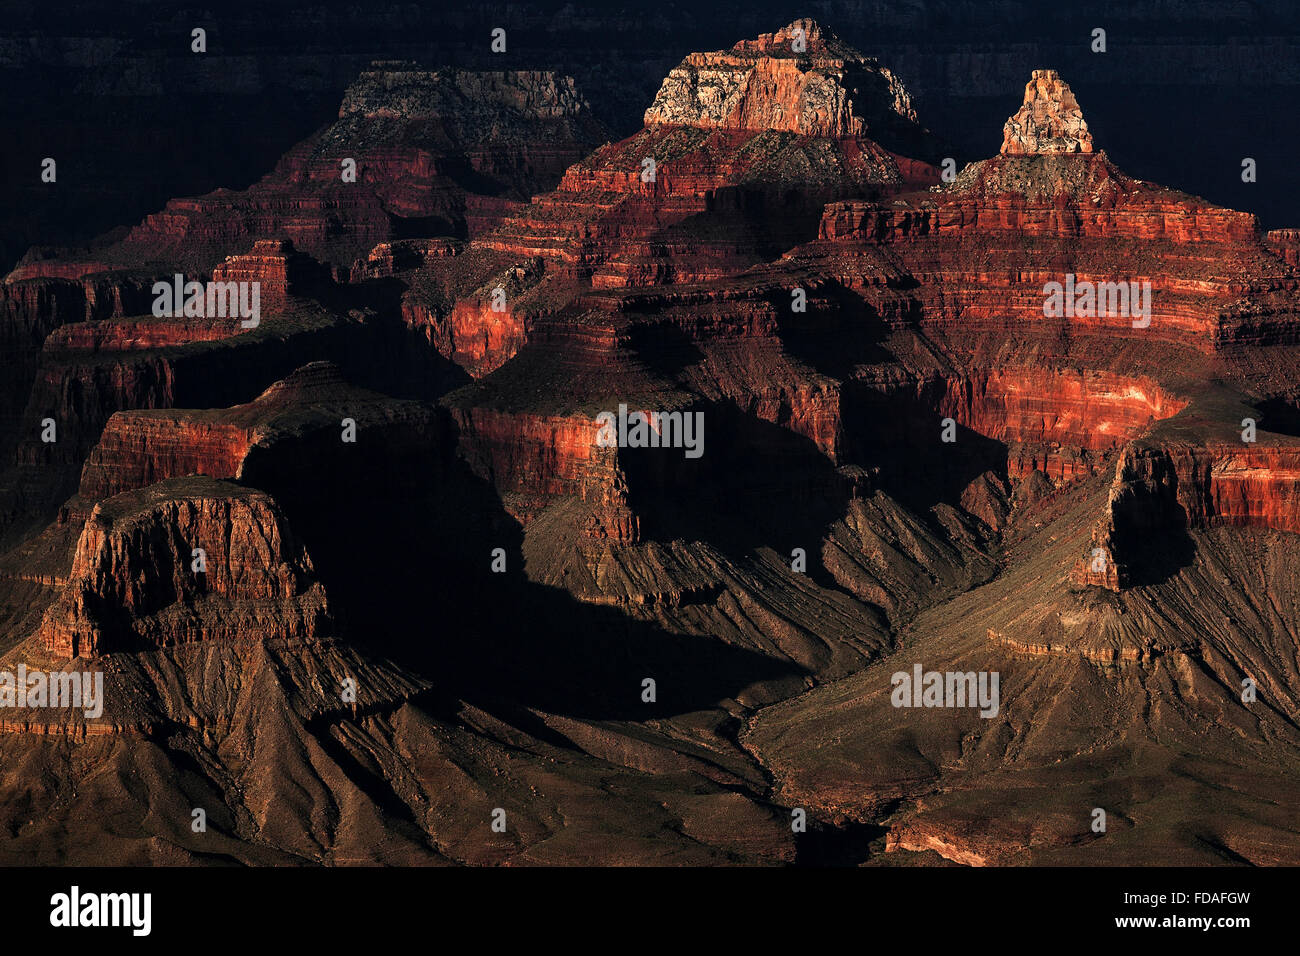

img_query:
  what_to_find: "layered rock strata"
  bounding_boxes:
[39,477,330,657]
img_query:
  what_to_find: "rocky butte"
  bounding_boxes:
[1000,69,1093,155]
[418,19,943,381]
[0,24,1298,867]
[39,477,332,658]
[643,18,920,139]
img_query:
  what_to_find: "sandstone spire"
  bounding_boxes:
[1000,69,1093,155]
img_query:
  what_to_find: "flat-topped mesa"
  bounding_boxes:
[643,18,917,138]
[39,477,331,657]
[76,361,443,505]
[210,238,332,314]
[1001,69,1093,156]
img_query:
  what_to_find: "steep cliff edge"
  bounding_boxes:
[459,19,940,312]
[76,361,441,505]
[38,477,330,658]
[1073,438,1300,590]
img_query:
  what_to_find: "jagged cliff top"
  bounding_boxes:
[731,18,867,59]
[643,19,919,137]
[936,69,1244,210]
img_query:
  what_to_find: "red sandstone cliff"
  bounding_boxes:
[76,361,442,506]
[39,477,331,657]
[813,71,1299,350]
[458,19,940,314]
[1074,439,1300,590]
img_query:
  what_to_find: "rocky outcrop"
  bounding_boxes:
[115,169,395,277]
[821,154,1260,244]
[812,72,1299,351]
[338,63,596,130]
[0,271,165,454]
[0,301,388,543]
[1267,229,1300,268]
[409,261,545,377]
[39,477,331,657]
[349,238,460,281]
[0,244,343,539]
[464,20,940,305]
[77,413,251,505]
[1066,542,1122,590]
[448,404,639,540]
[209,239,333,316]
[33,65,607,278]
[1075,439,1300,590]
[76,361,442,505]
[398,23,947,384]
[473,124,918,294]
[644,19,918,138]
[1,270,162,322]
[931,368,1186,480]
[1000,70,1093,155]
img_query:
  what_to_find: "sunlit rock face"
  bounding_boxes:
[1000,69,1093,156]
[643,18,918,138]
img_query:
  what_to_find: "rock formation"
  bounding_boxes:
[644,18,919,138]
[1000,69,1093,155]
[454,19,941,322]
[28,64,608,278]
[75,361,442,506]
[1,27,1300,869]
[38,477,330,657]
[210,239,334,316]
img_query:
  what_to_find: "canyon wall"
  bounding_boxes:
[39,477,331,657]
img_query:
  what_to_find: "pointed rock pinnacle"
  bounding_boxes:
[1001,69,1093,155]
